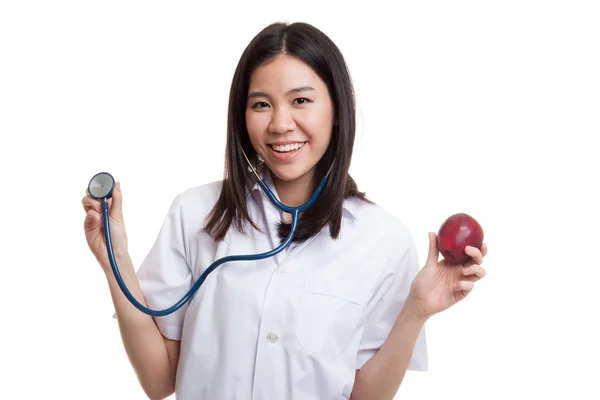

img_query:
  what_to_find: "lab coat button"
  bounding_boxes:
[266,332,279,343]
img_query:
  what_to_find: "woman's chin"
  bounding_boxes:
[268,164,315,185]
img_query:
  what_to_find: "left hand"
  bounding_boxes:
[407,232,488,320]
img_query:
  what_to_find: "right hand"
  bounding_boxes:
[82,181,129,272]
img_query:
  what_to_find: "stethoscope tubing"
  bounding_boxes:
[103,174,327,317]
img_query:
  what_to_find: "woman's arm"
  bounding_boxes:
[350,298,426,400]
[351,235,488,399]
[105,254,180,400]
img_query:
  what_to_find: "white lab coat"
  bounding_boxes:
[136,170,428,399]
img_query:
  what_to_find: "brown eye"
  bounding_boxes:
[293,98,311,105]
[252,102,270,109]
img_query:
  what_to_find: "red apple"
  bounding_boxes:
[437,213,484,264]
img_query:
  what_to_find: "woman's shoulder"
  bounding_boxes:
[166,180,225,224]
[345,196,414,242]
[178,179,224,205]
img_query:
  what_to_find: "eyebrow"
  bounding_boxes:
[247,86,315,99]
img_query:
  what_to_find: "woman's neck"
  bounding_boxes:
[271,171,314,222]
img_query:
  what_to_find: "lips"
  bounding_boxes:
[267,141,307,162]
[269,142,307,153]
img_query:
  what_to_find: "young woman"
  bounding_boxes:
[82,21,487,400]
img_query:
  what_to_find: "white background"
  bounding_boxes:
[1,1,598,399]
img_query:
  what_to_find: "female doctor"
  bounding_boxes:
[82,21,488,400]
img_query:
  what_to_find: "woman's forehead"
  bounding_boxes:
[249,55,326,94]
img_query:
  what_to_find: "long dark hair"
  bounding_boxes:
[204,21,369,243]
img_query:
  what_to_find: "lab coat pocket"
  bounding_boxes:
[295,276,368,359]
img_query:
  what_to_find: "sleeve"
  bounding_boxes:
[356,232,428,371]
[134,192,193,341]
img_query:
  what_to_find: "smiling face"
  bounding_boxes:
[245,54,335,190]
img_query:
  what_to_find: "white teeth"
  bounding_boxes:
[271,142,305,152]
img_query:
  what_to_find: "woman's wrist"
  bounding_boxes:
[401,294,431,324]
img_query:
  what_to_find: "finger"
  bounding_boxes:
[426,232,439,265]
[465,245,484,265]
[109,182,123,220]
[455,280,474,292]
[84,209,102,232]
[462,264,486,281]
[481,243,488,257]
[82,196,101,213]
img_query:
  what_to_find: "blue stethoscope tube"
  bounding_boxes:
[91,163,328,317]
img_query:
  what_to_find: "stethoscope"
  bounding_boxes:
[88,152,330,317]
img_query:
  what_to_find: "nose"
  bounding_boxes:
[268,107,296,134]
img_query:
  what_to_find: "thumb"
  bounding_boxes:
[110,181,124,220]
[425,232,439,266]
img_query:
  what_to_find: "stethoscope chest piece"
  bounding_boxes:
[88,172,115,200]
